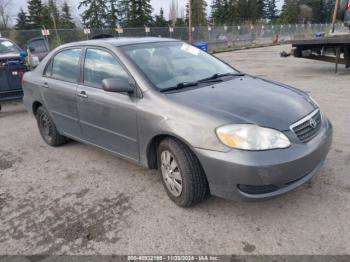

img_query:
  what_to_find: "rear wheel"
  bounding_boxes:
[157,138,208,207]
[36,106,67,147]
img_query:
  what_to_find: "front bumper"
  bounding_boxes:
[195,118,333,200]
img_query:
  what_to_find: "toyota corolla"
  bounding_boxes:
[23,38,332,207]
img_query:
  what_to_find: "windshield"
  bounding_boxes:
[0,40,20,54]
[121,42,238,91]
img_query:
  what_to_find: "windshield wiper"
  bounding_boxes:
[160,81,198,93]
[160,72,245,93]
[198,72,245,83]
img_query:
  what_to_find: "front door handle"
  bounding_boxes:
[78,90,88,99]
[42,82,49,88]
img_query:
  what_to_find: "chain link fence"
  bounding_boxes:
[1,23,349,51]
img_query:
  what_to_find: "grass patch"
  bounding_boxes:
[211,43,283,54]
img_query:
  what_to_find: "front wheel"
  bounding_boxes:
[157,138,208,207]
[36,106,67,147]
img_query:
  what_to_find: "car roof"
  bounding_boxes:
[62,37,180,48]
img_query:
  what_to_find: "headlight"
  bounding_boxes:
[308,96,319,108]
[216,124,291,151]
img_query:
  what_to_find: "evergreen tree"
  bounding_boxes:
[298,0,333,23]
[186,0,207,26]
[299,0,322,23]
[107,0,120,28]
[280,0,299,24]
[154,8,168,27]
[39,0,60,29]
[135,0,153,27]
[79,0,109,28]
[118,0,131,26]
[251,0,265,22]
[226,0,240,25]
[264,0,279,22]
[122,0,153,27]
[27,0,43,28]
[211,0,227,25]
[319,0,334,23]
[41,4,53,28]
[60,1,75,28]
[15,8,30,29]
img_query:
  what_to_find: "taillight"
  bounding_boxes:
[20,72,24,88]
[348,0,350,10]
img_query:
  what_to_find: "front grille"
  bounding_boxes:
[291,110,322,143]
[237,184,278,195]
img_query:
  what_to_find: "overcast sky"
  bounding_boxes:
[10,0,283,25]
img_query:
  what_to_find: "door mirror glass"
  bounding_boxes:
[102,78,134,93]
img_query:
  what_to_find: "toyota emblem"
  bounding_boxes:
[309,118,317,129]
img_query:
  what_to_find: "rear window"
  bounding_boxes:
[29,39,48,53]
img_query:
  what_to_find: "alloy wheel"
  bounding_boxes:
[160,150,183,197]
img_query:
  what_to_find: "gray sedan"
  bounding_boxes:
[23,38,332,207]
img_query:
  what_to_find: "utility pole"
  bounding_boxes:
[51,12,61,45]
[188,0,193,44]
[332,0,340,33]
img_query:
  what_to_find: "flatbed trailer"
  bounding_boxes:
[291,35,350,73]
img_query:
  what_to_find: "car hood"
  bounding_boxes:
[0,52,21,59]
[166,76,316,131]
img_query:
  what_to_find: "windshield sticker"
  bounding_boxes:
[1,41,14,47]
[181,43,199,56]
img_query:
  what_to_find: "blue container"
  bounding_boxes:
[194,42,208,52]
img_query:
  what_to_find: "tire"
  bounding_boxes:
[292,48,302,58]
[157,138,208,207]
[36,106,67,147]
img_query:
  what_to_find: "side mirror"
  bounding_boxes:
[102,78,134,93]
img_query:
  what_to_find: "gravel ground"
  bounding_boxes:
[0,44,349,255]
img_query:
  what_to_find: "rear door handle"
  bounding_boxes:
[42,82,49,88]
[77,90,88,99]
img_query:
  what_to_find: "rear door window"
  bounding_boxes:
[29,39,48,53]
[51,48,81,83]
[83,48,129,88]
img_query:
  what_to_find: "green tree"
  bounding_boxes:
[319,0,334,23]
[211,0,228,25]
[299,0,322,23]
[27,0,43,28]
[133,0,153,27]
[79,0,109,28]
[226,0,240,25]
[253,0,266,22]
[40,4,53,28]
[118,0,130,26]
[153,8,168,27]
[298,0,334,23]
[60,1,75,28]
[40,0,60,28]
[121,0,153,27]
[186,0,207,26]
[107,0,120,28]
[279,0,299,24]
[15,8,30,29]
[264,0,279,22]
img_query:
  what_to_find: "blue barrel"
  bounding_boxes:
[194,42,208,52]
